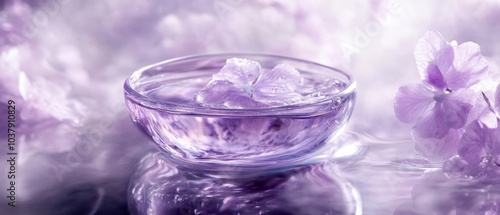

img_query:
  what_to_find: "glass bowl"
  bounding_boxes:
[124,54,356,166]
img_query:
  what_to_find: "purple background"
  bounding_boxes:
[1,0,500,214]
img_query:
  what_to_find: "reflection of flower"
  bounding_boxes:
[394,170,500,215]
[195,58,301,108]
[394,31,489,161]
[455,119,500,177]
[443,85,500,178]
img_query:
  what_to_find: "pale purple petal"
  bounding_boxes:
[0,0,32,49]
[394,83,435,123]
[414,31,454,89]
[455,119,500,178]
[478,109,498,129]
[195,80,245,106]
[197,59,306,108]
[253,63,302,104]
[195,80,262,108]
[412,103,449,139]
[458,120,487,165]
[212,58,261,87]
[445,42,488,89]
[441,88,476,129]
[496,83,500,111]
[488,121,500,157]
[412,128,462,162]
[412,89,475,139]
[425,64,446,89]
[254,63,301,92]
[18,73,87,123]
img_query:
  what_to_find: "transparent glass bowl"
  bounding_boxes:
[124,54,356,166]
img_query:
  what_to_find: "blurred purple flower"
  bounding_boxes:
[195,58,301,108]
[0,0,32,49]
[0,40,88,154]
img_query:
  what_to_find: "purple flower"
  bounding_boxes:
[445,117,500,178]
[0,0,32,50]
[195,58,301,108]
[442,82,500,178]
[395,32,488,137]
[394,32,488,160]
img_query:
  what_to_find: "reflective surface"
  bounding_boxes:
[8,132,500,215]
[128,152,361,215]
[335,133,500,215]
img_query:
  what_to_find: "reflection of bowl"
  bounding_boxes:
[128,152,360,215]
[124,54,356,165]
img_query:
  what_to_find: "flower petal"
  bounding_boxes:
[412,89,475,139]
[254,63,301,92]
[212,58,261,87]
[458,120,487,165]
[253,63,302,104]
[195,80,261,108]
[496,83,500,112]
[412,128,462,162]
[425,64,446,89]
[441,88,476,129]
[394,83,435,123]
[445,42,488,89]
[412,103,449,139]
[478,108,498,129]
[490,123,500,157]
[414,31,454,89]
[195,80,239,105]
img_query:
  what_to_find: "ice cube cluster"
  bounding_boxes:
[195,58,302,108]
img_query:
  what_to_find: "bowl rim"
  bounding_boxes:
[124,53,356,117]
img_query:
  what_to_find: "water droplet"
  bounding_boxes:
[311,92,321,97]
[331,97,342,110]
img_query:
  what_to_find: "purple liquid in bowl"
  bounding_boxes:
[124,54,356,164]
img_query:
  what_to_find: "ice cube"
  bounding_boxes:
[211,58,261,87]
[252,63,301,104]
[195,58,302,108]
